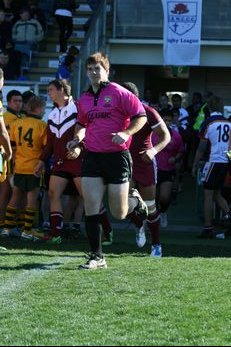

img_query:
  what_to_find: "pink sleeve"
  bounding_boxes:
[120,91,146,119]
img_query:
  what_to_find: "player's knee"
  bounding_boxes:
[111,207,127,220]
[145,199,156,215]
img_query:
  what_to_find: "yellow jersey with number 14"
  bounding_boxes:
[10,115,47,174]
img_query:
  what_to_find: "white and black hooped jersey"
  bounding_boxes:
[199,112,231,163]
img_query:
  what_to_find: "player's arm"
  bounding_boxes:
[66,123,86,150]
[0,117,12,161]
[192,138,208,177]
[112,114,147,144]
[150,120,171,155]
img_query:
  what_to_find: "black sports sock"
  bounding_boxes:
[85,214,102,256]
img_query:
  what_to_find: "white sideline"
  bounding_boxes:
[0,256,75,296]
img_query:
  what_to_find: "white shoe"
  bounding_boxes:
[21,231,39,241]
[215,233,225,239]
[136,225,146,248]
[150,244,162,258]
[79,253,107,270]
[0,228,10,237]
[160,213,168,228]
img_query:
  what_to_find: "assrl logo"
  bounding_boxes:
[167,1,197,35]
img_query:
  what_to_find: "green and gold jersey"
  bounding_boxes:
[0,100,3,117]
[10,115,47,174]
[3,109,23,136]
[3,110,23,174]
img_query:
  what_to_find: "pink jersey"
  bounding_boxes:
[152,128,184,171]
[77,82,145,152]
[130,104,162,157]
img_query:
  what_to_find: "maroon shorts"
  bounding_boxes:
[52,158,82,178]
[132,157,157,187]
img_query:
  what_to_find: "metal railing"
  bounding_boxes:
[72,0,108,99]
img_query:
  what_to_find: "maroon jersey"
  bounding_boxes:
[130,104,162,186]
[129,104,162,157]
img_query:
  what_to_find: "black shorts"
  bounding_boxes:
[14,174,40,192]
[202,162,229,190]
[81,150,132,184]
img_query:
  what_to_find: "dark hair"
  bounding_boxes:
[172,93,182,102]
[192,92,202,100]
[67,45,79,56]
[19,6,31,14]
[64,54,76,66]
[85,52,110,72]
[48,79,71,97]
[121,82,139,98]
[6,89,22,102]
[22,90,35,104]
[207,95,223,113]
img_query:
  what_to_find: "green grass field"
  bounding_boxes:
[0,226,230,346]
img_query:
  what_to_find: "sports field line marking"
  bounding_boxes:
[0,255,76,297]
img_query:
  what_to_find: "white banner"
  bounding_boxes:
[162,0,202,66]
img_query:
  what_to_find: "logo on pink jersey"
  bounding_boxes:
[104,96,112,107]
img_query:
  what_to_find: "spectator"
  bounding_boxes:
[55,54,76,81]
[157,92,172,112]
[59,44,79,66]
[0,9,12,50]
[171,93,189,143]
[28,0,47,32]
[53,0,76,53]
[4,40,22,78]
[170,93,189,201]
[12,7,44,66]
[0,50,19,80]
[141,87,156,107]
[0,0,19,23]
[83,0,100,32]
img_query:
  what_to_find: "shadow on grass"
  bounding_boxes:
[0,262,65,271]
[0,230,231,258]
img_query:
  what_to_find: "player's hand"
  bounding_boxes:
[67,146,81,159]
[34,160,45,177]
[0,147,12,161]
[66,138,79,151]
[111,132,129,144]
[139,149,155,163]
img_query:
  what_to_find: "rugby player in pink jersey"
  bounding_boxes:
[121,82,170,258]
[67,52,148,269]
